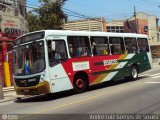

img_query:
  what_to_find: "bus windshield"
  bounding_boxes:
[13,41,45,76]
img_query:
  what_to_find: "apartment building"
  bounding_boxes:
[106,20,124,33]
[64,18,106,32]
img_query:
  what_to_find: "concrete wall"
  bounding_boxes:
[0,0,28,35]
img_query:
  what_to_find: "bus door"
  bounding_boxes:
[46,36,73,92]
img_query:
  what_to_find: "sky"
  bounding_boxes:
[27,0,160,22]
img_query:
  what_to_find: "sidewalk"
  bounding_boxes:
[0,87,24,103]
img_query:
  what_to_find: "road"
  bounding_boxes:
[0,66,160,120]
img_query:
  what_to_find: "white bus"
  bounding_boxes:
[13,30,152,95]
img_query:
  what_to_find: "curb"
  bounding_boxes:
[3,86,15,92]
[0,87,16,103]
[0,97,16,103]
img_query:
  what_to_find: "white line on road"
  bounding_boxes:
[139,74,149,77]
[151,75,160,79]
[149,73,160,77]
[146,82,160,84]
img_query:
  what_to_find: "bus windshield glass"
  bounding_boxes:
[13,41,45,76]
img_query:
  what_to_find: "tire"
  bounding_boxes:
[130,66,138,80]
[73,75,87,93]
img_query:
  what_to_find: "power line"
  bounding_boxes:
[129,0,160,7]
[66,0,117,17]
[0,0,136,22]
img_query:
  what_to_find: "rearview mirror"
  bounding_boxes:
[51,41,55,51]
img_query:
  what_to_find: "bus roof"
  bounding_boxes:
[47,30,147,38]
[17,30,148,40]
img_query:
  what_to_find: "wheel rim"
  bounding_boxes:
[76,79,84,89]
[132,68,137,79]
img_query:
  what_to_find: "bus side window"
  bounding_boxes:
[91,37,108,56]
[102,49,108,55]
[137,38,149,53]
[124,37,138,54]
[92,42,97,55]
[67,36,91,58]
[47,40,67,66]
[109,37,124,55]
[69,44,74,57]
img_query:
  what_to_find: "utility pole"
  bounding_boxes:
[134,6,139,34]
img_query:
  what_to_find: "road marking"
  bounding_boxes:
[146,82,160,84]
[140,73,160,79]
[149,73,160,77]
[34,92,107,114]
[139,74,149,77]
[151,75,160,79]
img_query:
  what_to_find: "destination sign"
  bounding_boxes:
[15,31,45,45]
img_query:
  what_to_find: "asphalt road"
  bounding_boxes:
[0,66,160,120]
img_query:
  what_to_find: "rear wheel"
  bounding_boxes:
[130,66,138,80]
[73,75,87,93]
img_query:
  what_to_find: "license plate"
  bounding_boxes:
[24,89,29,93]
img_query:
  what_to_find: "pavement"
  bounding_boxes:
[0,62,159,103]
[0,87,25,103]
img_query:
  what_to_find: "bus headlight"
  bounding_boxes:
[40,77,44,82]
[39,71,46,82]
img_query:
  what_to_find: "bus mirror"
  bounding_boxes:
[51,41,55,51]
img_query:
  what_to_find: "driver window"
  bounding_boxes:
[47,40,67,66]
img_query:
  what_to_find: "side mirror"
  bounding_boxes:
[51,41,55,51]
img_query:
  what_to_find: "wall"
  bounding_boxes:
[0,0,28,87]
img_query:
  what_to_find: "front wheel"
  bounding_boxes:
[130,66,138,80]
[73,75,87,93]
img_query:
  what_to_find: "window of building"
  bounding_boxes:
[67,36,91,57]
[4,0,13,5]
[120,30,124,33]
[90,37,109,55]
[116,26,119,29]
[124,38,138,53]
[120,26,124,29]
[109,37,124,54]
[137,38,149,52]
[111,26,115,29]
[107,26,111,30]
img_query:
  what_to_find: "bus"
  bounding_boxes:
[13,30,152,95]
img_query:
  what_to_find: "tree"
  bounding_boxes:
[27,0,67,32]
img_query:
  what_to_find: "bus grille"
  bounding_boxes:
[15,76,40,87]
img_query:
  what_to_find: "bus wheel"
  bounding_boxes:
[130,66,138,80]
[73,75,87,93]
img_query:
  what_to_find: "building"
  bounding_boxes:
[124,19,148,34]
[107,12,160,60]
[63,18,106,32]
[106,20,124,33]
[0,0,28,87]
[127,12,160,60]
[64,13,160,61]
[126,12,159,44]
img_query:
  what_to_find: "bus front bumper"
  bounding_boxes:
[15,81,51,95]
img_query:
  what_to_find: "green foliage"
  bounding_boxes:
[27,0,67,32]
